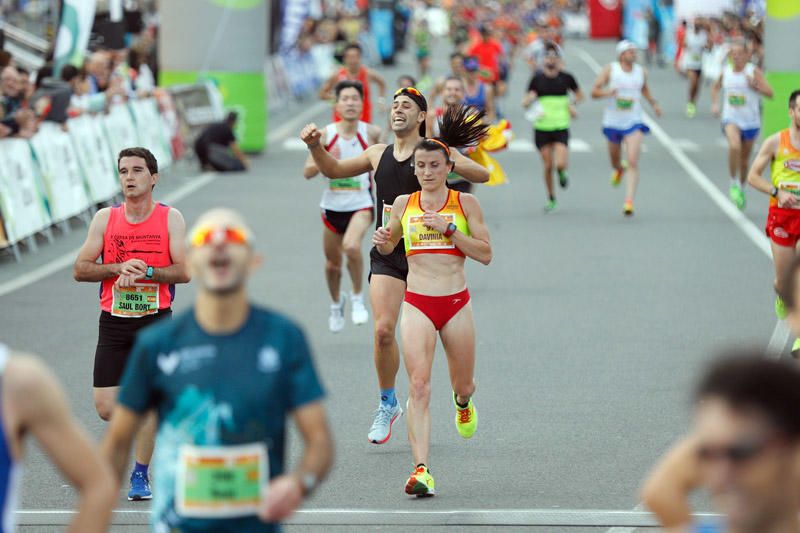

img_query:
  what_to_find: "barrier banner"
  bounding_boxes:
[68,115,120,203]
[103,104,142,162]
[153,89,185,160]
[129,99,173,169]
[0,139,52,243]
[30,123,92,223]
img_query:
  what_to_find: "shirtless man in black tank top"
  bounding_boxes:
[301,88,489,444]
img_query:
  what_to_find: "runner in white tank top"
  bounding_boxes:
[304,80,382,332]
[711,40,773,209]
[591,40,662,217]
[0,344,116,532]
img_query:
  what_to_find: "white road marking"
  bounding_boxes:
[507,138,592,152]
[674,138,700,152]
[15,508,721,526]
[605,503,645,533]
[573,45,788,356]
[268,101,329,147]
[282,137,309,151]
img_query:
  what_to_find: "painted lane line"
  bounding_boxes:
[507,138,592,153]
[573,45,787,356]
[606,503,645,533]
[282,137,310,151]
[0,173,215,299]
[15,508,722,527]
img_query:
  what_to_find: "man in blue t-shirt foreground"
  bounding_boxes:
[102,208,333,532]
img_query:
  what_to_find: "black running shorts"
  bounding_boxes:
[534,128,570,150]
[369,245,408,282]
[93,309,172,387]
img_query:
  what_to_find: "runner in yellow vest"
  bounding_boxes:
[747,89,800,354]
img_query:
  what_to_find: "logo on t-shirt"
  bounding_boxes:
[784,159,800,172]
[258,347,281,373]
[157,351,181,375]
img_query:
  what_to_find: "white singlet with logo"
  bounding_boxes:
[319,121,374,212]
[602,62,645,130]
[721,63,761,131]
[683,30,707,70]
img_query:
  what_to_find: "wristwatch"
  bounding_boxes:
[144,266,154,280]
[771,186,779,198]
[300,472,318,496]
[443,223,457,238]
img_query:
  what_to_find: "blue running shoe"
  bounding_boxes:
[128,470,152,501]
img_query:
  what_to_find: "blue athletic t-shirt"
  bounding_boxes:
[118,305,325,532]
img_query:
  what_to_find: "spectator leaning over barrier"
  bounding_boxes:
[194,111,249,172]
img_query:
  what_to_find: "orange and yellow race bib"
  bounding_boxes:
[111,283,159,318]
[407,213,456,251]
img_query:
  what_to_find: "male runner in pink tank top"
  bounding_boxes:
[74,147,190,502]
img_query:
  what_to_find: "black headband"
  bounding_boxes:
[394,87,428,113]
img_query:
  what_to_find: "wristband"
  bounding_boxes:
[144,266,154,280]
[443,223,457,238]
[771,186,779,198]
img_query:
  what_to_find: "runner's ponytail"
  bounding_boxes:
[416,104,489,160]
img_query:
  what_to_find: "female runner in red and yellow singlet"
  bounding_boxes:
[373,105,491,497]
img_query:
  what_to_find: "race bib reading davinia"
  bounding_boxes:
[408,213,456,251]
[111,283,159,318]
[176,443,268,519]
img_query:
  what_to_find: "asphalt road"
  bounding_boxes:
[0,38,782,532]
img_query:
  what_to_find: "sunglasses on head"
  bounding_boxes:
[395,86,422,97]
[190,226,249,248]
[697,436,781,464]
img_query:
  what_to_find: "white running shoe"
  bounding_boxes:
[368,402,402,444]
[329,294,346,333]
[351,293,369,325]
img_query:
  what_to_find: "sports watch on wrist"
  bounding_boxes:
[443,222,457,238]
[144,266,154,280]
[771,186,779,198]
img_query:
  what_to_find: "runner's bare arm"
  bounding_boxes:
[710,75,723,115]
[9,355,116,533]
[572,87,585,105]
[484,84,497,123]
[318,73,337,101]
[641,73,662,117]
[641,435,701,529]
[425,112,437,137]
[747,134,791,203]
[373,195,408,254]
[301,124,381,178]
[522,90,537,108]
[101,405,144,486]
[73,208,146,281]
[591,65,613,99]
[751,67,774,98]
[303,130,327,179]
[150,207,191,284]
[452,150,490,183]
[261,401,332,522]
[451,193,492,265]
[367,123,382,145]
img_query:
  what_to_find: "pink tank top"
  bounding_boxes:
[99,203,174,316]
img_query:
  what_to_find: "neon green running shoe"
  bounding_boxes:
[558,169,569,189]
[776,296,788,320]
[686,102,696,118]
[454,392,478,439]
[544,199,557,213]
[729,184,746,210]
[792,338,800,359]
[405,465,435,497]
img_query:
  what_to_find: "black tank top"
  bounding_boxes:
[374,144,420,231]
